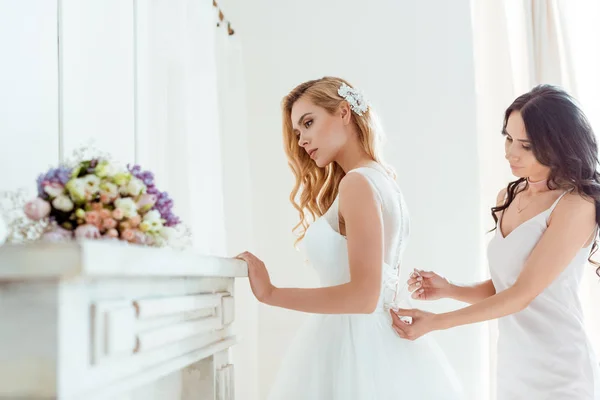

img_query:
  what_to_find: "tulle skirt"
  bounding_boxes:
[267,310,464,400]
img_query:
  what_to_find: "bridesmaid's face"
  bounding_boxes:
[291,96,349,168]
[504,111,550,181]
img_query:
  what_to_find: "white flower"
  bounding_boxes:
[99,181,118,198]
[43,182,65,198]
[143,210,162,223]
[141,210,164,232]
[114,198,138,219]
[160,226,177,242]
[113,172,131,186]
[65,178,86,203]
[82,175,101,194]
[52,194,74,212]
[94,161,118,178]
[126,177,146,197]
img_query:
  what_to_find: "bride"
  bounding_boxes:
[237,76,463,399]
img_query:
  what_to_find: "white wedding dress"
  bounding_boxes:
[267,166,464,400]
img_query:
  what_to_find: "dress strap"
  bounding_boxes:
[346,167,384,205]
[548,190,570,215]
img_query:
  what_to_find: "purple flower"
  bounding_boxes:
[37,165,73,198]
[127,164,180,226]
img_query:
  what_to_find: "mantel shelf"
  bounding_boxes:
[0,240,248,280]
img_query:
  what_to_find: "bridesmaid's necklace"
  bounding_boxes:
[516,178,548,213]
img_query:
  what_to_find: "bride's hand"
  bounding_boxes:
[407,269,451,300]
[236,251,275,303]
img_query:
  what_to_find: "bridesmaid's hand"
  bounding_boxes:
[236,251,275,303]
[390,308,439,341]
[407,269,451,300]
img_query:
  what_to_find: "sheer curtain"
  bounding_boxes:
[135,0,226,255]
[563,0,600,359]
[472,0,600,398]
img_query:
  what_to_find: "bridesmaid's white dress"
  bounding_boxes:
[489,191,600,399]
[267,166,463,400]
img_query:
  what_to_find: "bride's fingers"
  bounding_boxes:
[236,251,256,260]
[408,282,422,292]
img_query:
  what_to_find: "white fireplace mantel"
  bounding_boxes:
[0,240,248,400]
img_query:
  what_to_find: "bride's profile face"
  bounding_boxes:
[290,96,349,168]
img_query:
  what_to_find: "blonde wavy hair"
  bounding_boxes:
[282,76,391,243]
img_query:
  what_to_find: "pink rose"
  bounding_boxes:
[99,209,111,220]
[132,230,150,245]
[128,215,142,228]
[24,198,51,221]
[136,194,157,212]
[121,228,135,242]
[112,208,124,220]
[85,211,100,225]
[100,193,112,204]
[105,228,119,238]
[74,224,101,239]
[41,226,73,242]
[103,218,117,230]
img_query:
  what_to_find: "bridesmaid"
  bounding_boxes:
[394,85,600,399]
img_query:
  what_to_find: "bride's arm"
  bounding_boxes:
[242,172,384,314]
[393,193,596,339]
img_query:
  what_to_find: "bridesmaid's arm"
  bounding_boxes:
[241,172,384,314]
[393,193,596,340]
[407,271,495,304]
[446,280,496,304]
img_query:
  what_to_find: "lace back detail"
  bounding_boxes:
[382,262,402,310]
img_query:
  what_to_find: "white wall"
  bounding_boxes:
[0,0,60,194]
[221,0,486,398]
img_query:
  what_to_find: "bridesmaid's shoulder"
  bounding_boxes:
[496,188,507,207]
[556,191,595,216]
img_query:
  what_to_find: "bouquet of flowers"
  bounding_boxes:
[1,152,189,248]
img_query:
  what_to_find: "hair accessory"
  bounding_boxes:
[338,83,369,116]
